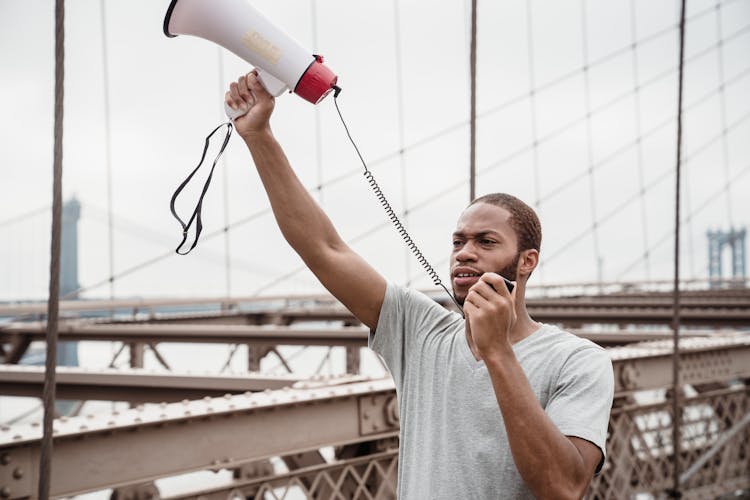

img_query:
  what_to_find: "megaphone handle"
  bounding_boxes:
[224,69,288,120]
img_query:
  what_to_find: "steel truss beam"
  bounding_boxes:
[611,335,750,393]
[0,322,721,361]
[0,324,368,346]
[0,377,398,498]
[0,366,303,403]
[1,336,749,496]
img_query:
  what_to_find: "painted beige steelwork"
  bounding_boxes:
[0,365,303,403]
[0,377,398,497]
[1,335,749,498]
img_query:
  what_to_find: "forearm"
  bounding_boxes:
[485,351,588,499]
[243,129,345,259]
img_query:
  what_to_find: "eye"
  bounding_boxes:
[479,238,496,245]
[452,239,463,248]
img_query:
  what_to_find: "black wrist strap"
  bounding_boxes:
[170,121,233,255]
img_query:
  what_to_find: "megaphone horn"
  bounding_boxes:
[164,0,338,116]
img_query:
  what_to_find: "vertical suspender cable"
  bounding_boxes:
[217,47,232,297]
[100,0,115,304]
[671,0,687,496]
[469,0,477,202]
[392,0,412,284]
[629,0,652,281]
[39,1,65,497]
[311,0,325,206]
[714,0,734,234]
[580,0,602,289]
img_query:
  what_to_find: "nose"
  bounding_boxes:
[454,240,478,263]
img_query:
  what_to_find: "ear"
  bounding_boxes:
[516,249,539,279]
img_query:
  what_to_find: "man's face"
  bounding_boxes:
[450,203,520,305]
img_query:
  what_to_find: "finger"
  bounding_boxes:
[480,273,513,297]
[228,82,246,109]
[237,74,255,104]
[464,288,489,310]
[468,280,496,301]
[246,71,272,100]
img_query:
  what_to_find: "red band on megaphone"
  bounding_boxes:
[295,56,338,104]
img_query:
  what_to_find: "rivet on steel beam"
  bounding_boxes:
[183,399,190,405]
[12,435,22,441]
[59,416,68,423]
[31,421,40,427]
[224,394,232,399]
[12,468,22,480]
[160,402,168,408]
[0,487,10,498]
[136,405,145,412]
[244,391,253,397]
[0,453,9,466]
[184,411,191,416]
[79,425,88,431]
[0,426,9,432]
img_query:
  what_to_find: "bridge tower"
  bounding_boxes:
[707,228,746,287]
[58,197,80,367]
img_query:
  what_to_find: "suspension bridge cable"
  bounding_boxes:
[392,0,412,284]
[530,57,750,206]
[83,201,283,278]
[671,0,687,491]
[580,0,602,288]
[469,0,477,202]
[525,0,542,212]
[476,0,743,122]
[58,10,748,300]
[0,206,50,228]
[217,47,232,297]
[714,0,734,229]
[99,0,115,304]
[615,160,750,281]
[69,54,749,300]
[543,106,750,266]
[630,0,652,280]
[39,1,64,497]
[249,174,471,296]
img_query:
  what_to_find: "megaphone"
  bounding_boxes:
[163,0,338,119]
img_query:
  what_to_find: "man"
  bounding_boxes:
[226,71,614,499]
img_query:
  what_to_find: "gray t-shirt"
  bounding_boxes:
[369,282,614,499]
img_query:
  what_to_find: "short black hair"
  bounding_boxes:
[470,193,542,253]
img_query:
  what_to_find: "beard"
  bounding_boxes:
[452,252,520,305]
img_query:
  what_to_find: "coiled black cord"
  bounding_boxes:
[332,86,464,313]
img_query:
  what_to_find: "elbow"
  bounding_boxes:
[531,471,590,500]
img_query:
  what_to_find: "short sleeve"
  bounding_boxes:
[369,282,408,387]
[369,282,459,390]
[545,346,614,473]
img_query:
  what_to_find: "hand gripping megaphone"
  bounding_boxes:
[164,0,341,255]
[163,0,339,119]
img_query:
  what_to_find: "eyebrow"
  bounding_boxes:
[452,230,503,239]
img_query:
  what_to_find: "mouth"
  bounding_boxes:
[452,268,482,287]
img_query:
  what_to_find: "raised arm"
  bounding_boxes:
[226,72,386,329]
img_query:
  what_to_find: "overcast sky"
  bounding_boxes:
[1,0,749,301]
